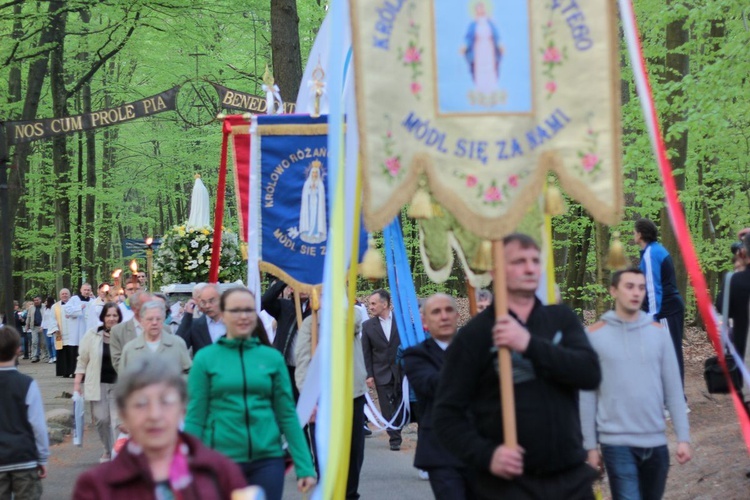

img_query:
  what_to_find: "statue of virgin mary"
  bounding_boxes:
[299,160,327,244]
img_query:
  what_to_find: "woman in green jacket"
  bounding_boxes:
[185,287,316,500]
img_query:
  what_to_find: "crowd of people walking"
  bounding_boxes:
[5,218,750,499]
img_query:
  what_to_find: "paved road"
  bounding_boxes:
[19,357,432,499]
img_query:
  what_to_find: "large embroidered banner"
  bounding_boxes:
[247,115,367,291]
[351,0,621,237]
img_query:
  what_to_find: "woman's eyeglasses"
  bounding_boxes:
[224,308,256,316]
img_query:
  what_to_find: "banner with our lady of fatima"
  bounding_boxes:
[247,114,367,291]
[351,0,622,237]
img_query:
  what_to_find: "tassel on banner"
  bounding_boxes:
[544,177,566,216]
[360,237,386,280]
[240,242,248,261]
[606,231,628,270]
[311,287,320,311]
[472,240,493,272]
[408,179,434,219]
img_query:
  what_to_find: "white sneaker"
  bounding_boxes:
[48,358,56,364]
[418,469,429,481]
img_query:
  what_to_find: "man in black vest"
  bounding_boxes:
[0,325,50,498]
[404,293,471,498]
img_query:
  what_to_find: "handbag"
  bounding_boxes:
[704,352,743,394]
[706,272,746,394]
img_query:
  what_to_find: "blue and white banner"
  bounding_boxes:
[254,114,366,290]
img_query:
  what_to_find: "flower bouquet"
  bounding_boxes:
[154,225,246,286]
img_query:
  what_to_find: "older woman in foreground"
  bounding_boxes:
[72,356,246,499]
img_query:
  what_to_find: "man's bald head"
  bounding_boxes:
[192,283,208,300]
[423,293,457,312]
[421,293,459,342]
[130,291,153,321]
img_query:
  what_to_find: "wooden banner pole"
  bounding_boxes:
[311,308,319,356]
[467,279,478,317]
[293,290,303,331]
[492,240,517,448]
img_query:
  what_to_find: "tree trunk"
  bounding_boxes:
[572,222,593,315]
[6,2,25,305]
[5,0,64,304]
[49,6,72,290]
[8,0,64,233]
[270,0,303,102]
[83,86,97,284]
[658,6,689,304]
[594,222,611,317]
[78,8,98,285]
[96,61,119,277]
[563,207,592,315]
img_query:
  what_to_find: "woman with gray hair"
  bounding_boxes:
[119,301,191,374]
[72,356,246,498]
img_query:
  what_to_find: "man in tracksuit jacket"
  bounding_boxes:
[433,233,602,499]
[634,218,686,387]
[581,268,691,499]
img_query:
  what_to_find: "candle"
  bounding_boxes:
[112,269,122,291]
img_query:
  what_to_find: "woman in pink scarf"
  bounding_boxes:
[73,356,245,499]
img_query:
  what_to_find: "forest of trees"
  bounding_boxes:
[1,1,749,322]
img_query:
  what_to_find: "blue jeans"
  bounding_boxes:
[44,330,55,360]
[21,330,30,358]
[601,444,669,500]
[239,458,286,500]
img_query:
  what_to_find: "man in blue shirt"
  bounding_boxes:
[634,218,686,387]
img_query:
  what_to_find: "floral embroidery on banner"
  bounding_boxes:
[454,170,529,207]
[541,9,568,99]
[398,3,423,99]
[575,112,603,177]
[381,114,405,183]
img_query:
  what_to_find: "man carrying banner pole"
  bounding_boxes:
[433,233,601,498]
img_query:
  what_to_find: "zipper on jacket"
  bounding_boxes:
[239,340,254,461]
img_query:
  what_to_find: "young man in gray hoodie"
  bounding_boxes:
[581,268,691,499]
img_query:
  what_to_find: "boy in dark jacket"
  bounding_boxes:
[0,325,49,499]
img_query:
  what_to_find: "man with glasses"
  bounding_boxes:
[176,284,225,357]
[118,281,141,323]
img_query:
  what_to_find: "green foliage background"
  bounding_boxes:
[2,1,749,317]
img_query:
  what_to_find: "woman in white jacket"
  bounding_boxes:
[73,303,122,462]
